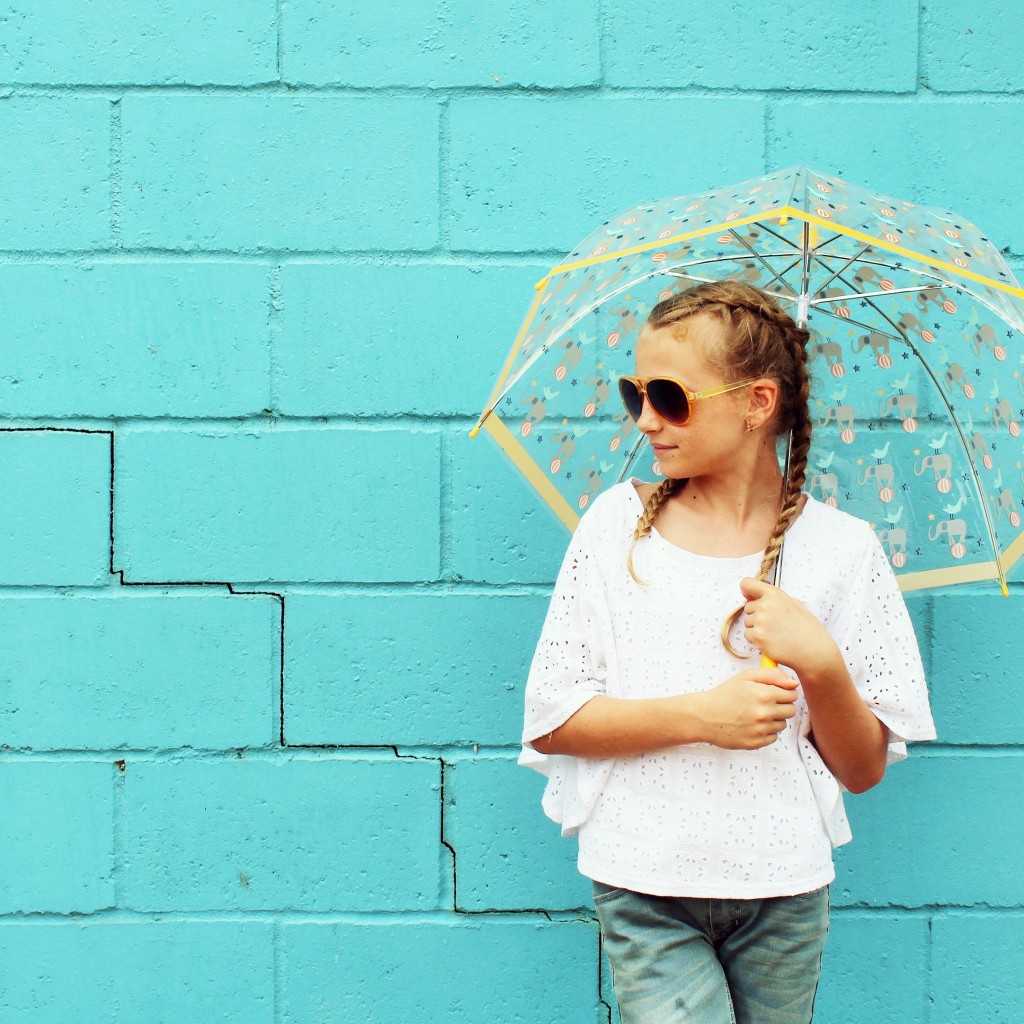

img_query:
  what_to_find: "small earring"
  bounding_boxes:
[745,417,754,433]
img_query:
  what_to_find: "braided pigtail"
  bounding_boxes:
[721,320,812,656]
[627,477,685,585]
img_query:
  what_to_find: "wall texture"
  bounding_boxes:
[1,2,1022,1021]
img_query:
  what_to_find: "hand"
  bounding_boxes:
[691,668,799,750]
[739,577,839,680]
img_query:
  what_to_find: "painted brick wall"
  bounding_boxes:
[0,3,1021,1022]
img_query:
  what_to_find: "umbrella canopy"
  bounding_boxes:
[472,166,1024,593]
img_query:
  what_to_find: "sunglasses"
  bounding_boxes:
[618,375,759,425]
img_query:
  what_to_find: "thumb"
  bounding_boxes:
[739,576,771,601]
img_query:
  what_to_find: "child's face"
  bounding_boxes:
[633,314,751,480]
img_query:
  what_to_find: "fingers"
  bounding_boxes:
[739,576,772,600]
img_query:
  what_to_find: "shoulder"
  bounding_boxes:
[795,493,878,554]
[580,479,645,527]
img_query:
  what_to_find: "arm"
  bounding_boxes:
[530,667,800,758]
[739,576,889,793]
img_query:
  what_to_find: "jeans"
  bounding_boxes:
[593,882,830,1024]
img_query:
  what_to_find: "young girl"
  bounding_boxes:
[520,281,935,1024]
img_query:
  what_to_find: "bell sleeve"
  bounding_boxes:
[827,527,937,763]
[519,514,616,837]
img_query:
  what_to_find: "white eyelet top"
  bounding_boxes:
[520,481,936,899]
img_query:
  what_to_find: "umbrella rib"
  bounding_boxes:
[734,231,800,296]
[808,242,874,295]
[614,432,650,485]
[806,305,904,344]
[811,284,942,304]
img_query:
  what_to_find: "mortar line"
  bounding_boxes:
[925,913,935,1024]
[109,97,124,247]
[267,264,283,414]
[439,430,455,580]
[594,0,608,87]
[276,0,285,83]
[916,0,927,94]
[111,758,127,906]
[437,97,451,250]
[763,99,775,172]
[272,920,284,1024]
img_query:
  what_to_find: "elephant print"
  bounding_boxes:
[897,312,935,344]
[852,332,893,368]
[520,387,557,437]
[608,409,636,453]
[552,335,584,381]
[583,373,611,418]
[578,462,613,510]
[994,488,1022,529]
[858,460,897,503]
[992,398,1021,437]
[807,471,840,507]
[929,517,968,559]
[548,431,576,475]
[879,387,918,432]
[915,451,954,493]
[915,286,957,316]
[808,340,846,378]
[876,527,909,568]
[606,306,640,348]
[942,362,975,399]
[973,324,1007,362]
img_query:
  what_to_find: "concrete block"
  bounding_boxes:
[923,0,1024,92]
[122,96,439,250]
[814,913,929,1024]
[834,754,1024,907]
[928,592,1023,743]
[280,918,598,1023]
[0,0,276,84]
[0,263,271,417]
[451,427,575,584]
[0,761,113,913]
[445,758,589,911]
[773,99,1024,254]
[0,592,277,750]
[115,427,441,583]
[448,96,765,251]
[282,0,600,87]
[121,757,441,911]
[604,0,917,91]
[0,429,110,586]
[0,97,109,249]
[0,921,274,1024]
[933,913,1024,1022]
[284,592,547,746]
[275,261,546,417]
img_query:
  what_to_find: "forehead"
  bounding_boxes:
[636,313,728,378]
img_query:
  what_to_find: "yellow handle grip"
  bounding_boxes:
[760,654,777,669]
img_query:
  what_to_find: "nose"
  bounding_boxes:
[635,392,662,433]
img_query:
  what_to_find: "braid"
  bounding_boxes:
[641,280,813,658]
[719,297,813,657]
[627,478,684,585]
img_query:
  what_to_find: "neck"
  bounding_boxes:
[671,438,786,528]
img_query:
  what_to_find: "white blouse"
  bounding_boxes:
[521,481,936,899]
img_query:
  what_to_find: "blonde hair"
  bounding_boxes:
[625,281,812,657]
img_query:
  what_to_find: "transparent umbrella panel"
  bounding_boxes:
[476,167,1024,592]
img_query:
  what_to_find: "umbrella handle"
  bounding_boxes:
[760,654,777,669]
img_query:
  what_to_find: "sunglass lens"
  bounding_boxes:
[618,378,644,421]
[647,379,690,423]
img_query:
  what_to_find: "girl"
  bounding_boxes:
[520,281,935,1024]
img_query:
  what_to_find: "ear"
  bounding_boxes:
[745,379,780,429]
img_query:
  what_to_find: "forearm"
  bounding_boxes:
[529,694,705,758]
[529,668,800,757]
[799,648,889,793]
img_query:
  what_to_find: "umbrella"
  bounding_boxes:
[471,166,1024,595]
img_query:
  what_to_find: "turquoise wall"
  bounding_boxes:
[1,2,1022,1021]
